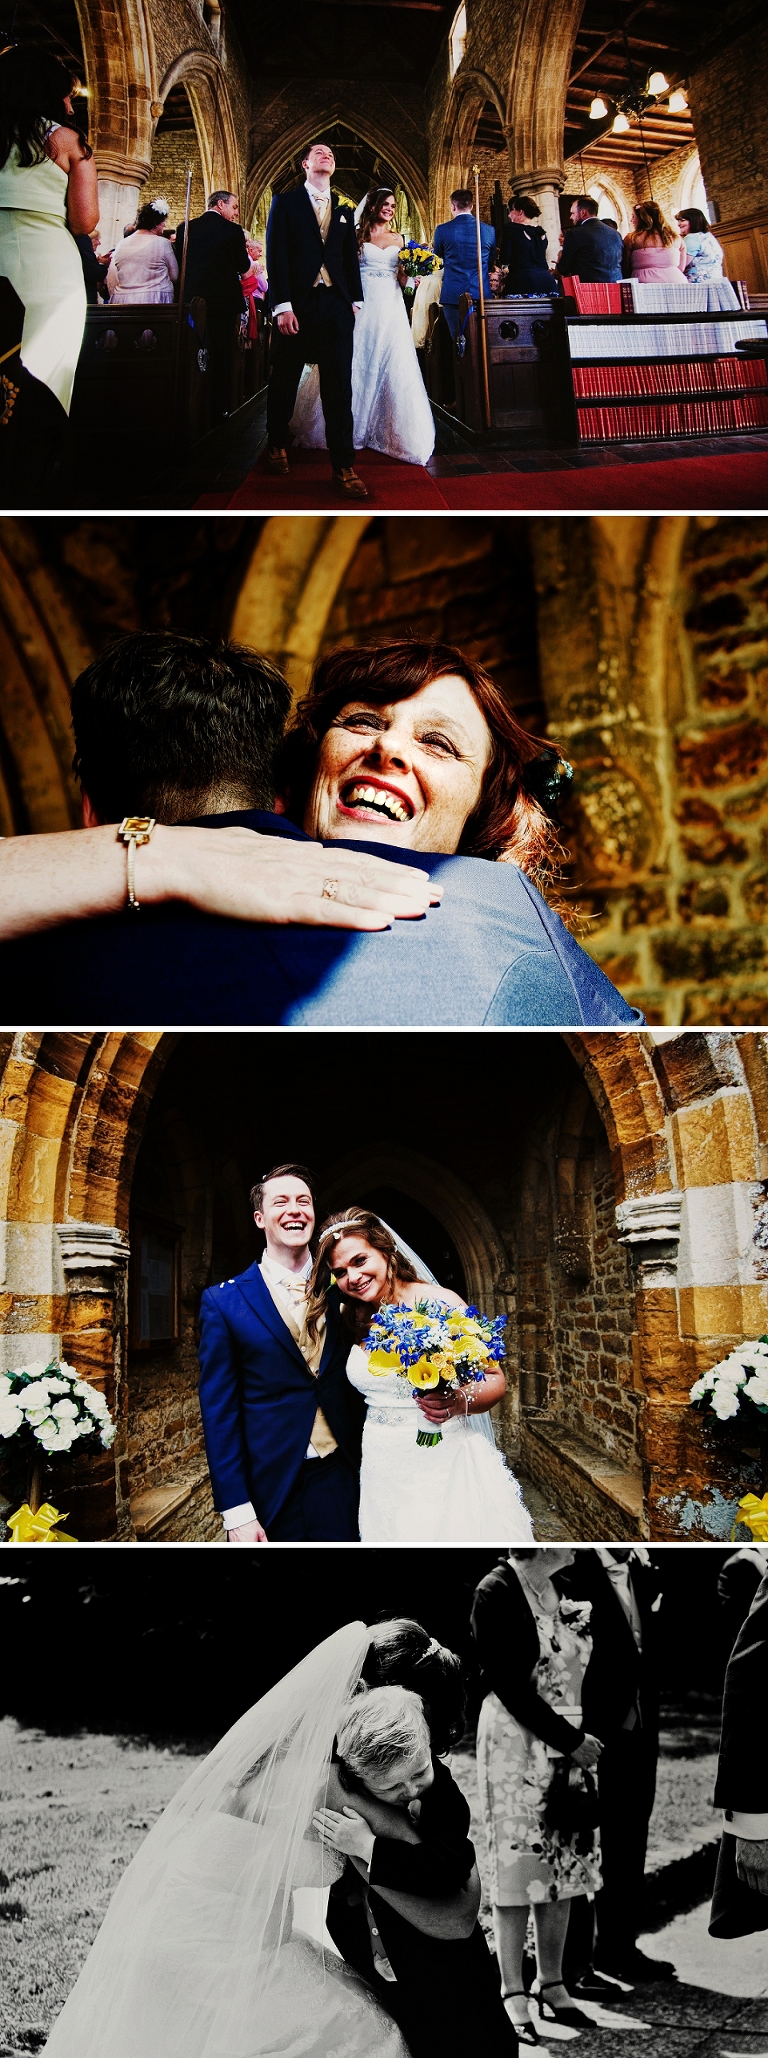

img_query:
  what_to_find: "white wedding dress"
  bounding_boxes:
[290,241,436,464]
[347,1345,535,1543]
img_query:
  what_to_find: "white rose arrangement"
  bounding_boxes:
[689,1337,768,1424]
[0,1359,116,1455]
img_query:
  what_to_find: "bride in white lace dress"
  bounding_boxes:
[306,1210,534,1544]
[290,186,435,466]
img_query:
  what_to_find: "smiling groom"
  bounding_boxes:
[265,140,369,500]
[197,1164,365,1541]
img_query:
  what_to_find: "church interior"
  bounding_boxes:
[8,0,768,508]
[2,510,768,1027]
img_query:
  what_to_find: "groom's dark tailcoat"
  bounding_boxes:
[562,1549,663,1968]
[710,1567,768,1938]
[0,809,642,1028]
[326,1758,516,2058]
[266,185,363,471]
[197,1264,364,1539]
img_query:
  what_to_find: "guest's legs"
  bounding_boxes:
[492,1899,576,2029]
[440,300,460,340]
[532,1897,574,2001]
[594,1732,656,1967]
[314,291,355,471]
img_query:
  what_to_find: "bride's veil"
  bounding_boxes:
[43,1621,370,2058]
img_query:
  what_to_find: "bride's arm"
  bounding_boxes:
[0,826,438,941]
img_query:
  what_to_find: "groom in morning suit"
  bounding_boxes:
[266,140,368,500]
[197,1164,365,1543]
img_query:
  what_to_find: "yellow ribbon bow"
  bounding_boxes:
[732,1491,768,1541]
[7,1501,77,1542]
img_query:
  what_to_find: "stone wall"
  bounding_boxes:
[548,1135,639,1467]
[150,122,206,226]
[689,0,768,222]
[319,516,544,728]
[530,516,768,1026]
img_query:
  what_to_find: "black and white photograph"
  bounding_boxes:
[2,1546,768,2058]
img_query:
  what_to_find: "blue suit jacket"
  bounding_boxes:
[433,215,495,304]
[197,1262,365,1525]
[0,810,642,1027]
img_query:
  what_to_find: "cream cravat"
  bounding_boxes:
[306,182,333,290]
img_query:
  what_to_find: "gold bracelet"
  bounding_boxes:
[117,816,156,910]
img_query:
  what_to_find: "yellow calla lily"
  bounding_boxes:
[406,1357,441,1389]
[368,1349,401,1375]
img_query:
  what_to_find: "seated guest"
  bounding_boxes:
[623,202,686,284]
[107,198,178,302]
[675,207,727,283]
[175,189,250,420]
[558,195,623,283]
[500,197,557,294]
[0,634,643,1028]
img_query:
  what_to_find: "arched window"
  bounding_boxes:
[449,3,467,78]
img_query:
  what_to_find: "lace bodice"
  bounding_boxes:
[359,241,402,280]
[347,1343,418,1416]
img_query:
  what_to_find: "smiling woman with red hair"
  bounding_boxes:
[277,638,569,896]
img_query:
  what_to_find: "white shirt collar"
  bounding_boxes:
[260,1251,312,1289]
[305,180,332,205]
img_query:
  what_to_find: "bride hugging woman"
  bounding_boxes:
[40,1623,518,2058]
[305,1208,534,1542]
[291,185,436,466]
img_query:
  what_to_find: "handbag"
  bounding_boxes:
[543,1758,599,1853]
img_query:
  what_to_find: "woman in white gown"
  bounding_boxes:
[306,1210,534,1544]
[290,185,435,466]
[42,1624,408,2058]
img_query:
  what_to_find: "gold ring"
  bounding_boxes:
[322,878,339,900]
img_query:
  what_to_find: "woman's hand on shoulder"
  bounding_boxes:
[148,825,441,931]
[312,1807,375,1865]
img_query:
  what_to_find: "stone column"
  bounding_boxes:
[95,152,151,244]
[56,1222,132,1540]
[615,1191,761,1537]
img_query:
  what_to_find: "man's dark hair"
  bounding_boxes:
[71,632,292,822]
[574,194,599,217]
[450,188,473,209]
[301,140,334,163]
[208,190,236,210]
[250,1164,317,1217]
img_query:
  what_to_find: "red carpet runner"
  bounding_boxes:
[196,447,447,509]
[197,444,768,512]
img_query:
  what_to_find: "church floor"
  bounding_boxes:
[55,391,768,511]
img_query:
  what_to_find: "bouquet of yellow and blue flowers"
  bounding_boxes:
[364,1299,507,1446]
[398,241,442,290]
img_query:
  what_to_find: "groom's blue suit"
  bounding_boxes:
[197,1262,365,1538]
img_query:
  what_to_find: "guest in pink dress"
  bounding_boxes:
[623,201,687,284]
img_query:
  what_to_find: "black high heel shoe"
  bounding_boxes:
[532,1980,593,2030]
[503,1991,544,2045]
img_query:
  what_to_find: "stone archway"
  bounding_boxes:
[247,109,429,244]
[432,68,507,226]
[154,51,240,207]
[321,1145,511,1308]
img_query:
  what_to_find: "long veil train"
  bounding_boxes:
[42,1624,380,2058]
